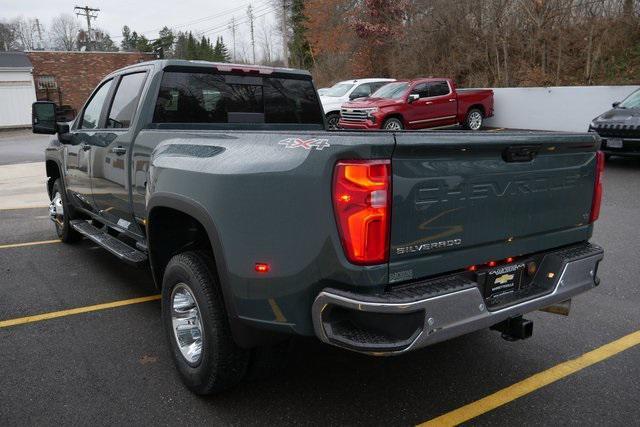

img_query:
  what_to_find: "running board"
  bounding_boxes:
[70,220,148,266]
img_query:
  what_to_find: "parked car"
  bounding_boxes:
[339,78,493,131]
[317,87,330,96]
[33,60,604,395]
[320,78,395,129]
[589,88,640,158]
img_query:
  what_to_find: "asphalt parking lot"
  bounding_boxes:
[1,130,639,425]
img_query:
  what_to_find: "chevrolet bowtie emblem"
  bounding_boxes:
[494,274,514,285]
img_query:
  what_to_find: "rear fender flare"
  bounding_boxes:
[146,193,236,316]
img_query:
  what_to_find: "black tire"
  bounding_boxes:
[326,112,341,130]
[383,117,404,130]
[50,178,81,243]
[463,108,484,130]
[162,251,250,394]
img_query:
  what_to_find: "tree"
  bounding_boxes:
[120,25,152,52]
[213,36,231,62]
[120,25,133,51]
[94,31,118,52]
[153,26,175,57]
[0,20,17,51]
[49,14,79,51]
[288,0,313,69]
[13,17,40,50]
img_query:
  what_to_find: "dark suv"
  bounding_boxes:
[589,88,640,158]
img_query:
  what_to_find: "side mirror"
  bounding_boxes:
[612,102,620,108]
[408,93,419,103]
[32,101,58,134]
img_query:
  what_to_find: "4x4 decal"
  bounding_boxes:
[278,138,330,151]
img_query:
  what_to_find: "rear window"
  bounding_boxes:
[153,71,323,125]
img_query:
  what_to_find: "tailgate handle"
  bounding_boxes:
[502,145,541,162]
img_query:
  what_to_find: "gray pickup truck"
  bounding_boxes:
[32,60,605,394]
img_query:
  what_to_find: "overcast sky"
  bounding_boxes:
[1,0,277,54]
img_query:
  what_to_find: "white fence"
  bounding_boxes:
[483,85,640,132]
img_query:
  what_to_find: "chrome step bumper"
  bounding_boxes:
[311,243,604,355]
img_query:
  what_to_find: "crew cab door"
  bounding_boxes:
[91,71,148,237]
[404,83,431,128]
[65,78,114,210]
[423,80,457,127]
[406,80,457,129]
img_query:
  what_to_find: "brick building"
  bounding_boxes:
[26,51,155,114]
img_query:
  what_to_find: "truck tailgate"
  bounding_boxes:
[389,132,600,283]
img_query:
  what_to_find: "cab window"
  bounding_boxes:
[428,81,450,97]
[107,72,147,129]
[350,83,373,99]
[411,83,429,98]
[80,80,113,129]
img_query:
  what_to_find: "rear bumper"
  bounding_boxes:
[312,243,603,355]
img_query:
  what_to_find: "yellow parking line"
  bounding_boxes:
[419,330,640,426]
[0,295,161,329]
[0,205,49,211]
[0,239,60,250]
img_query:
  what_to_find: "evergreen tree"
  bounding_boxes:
[95,34,118,52]
[213,36,231,62]
[172,32,188,58]
[153,26,175,57]
[288,0,313,69]
[186,32,198,59]
[120,25,133,51]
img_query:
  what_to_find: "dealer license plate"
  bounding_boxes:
[484,262,526,298]
[607,138,623,148]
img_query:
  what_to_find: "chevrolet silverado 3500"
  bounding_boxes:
[32,60,604,394]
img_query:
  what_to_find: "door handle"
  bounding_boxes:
[448,99,455,102]
[425,101,433,105]
[81,144,91,151]
[110,146,127,155]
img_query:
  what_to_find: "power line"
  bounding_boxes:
[110,0,271,39]
[199,4,275,36]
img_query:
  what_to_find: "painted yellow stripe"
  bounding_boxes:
[419,330,640,426]
[0,205,49,211]
[0,239,60,250]
[0,295,161,329]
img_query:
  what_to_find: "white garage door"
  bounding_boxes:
[0,71,37,128]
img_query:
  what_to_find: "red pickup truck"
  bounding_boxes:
[338,78,494,131]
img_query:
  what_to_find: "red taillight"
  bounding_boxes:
[333,160,391,265]
[590,151,605,223]
[255,263,270,273]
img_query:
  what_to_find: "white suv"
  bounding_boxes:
[320,78,395,129]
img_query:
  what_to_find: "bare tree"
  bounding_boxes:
[12,17,40,50]
[258,17,274,64]
[50,14,79,51]
[0,20,18,51]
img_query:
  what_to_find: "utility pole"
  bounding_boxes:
[247,5,255,64]
[228,17,237,63]
[281,0,289,67]
[74,5,100,51]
